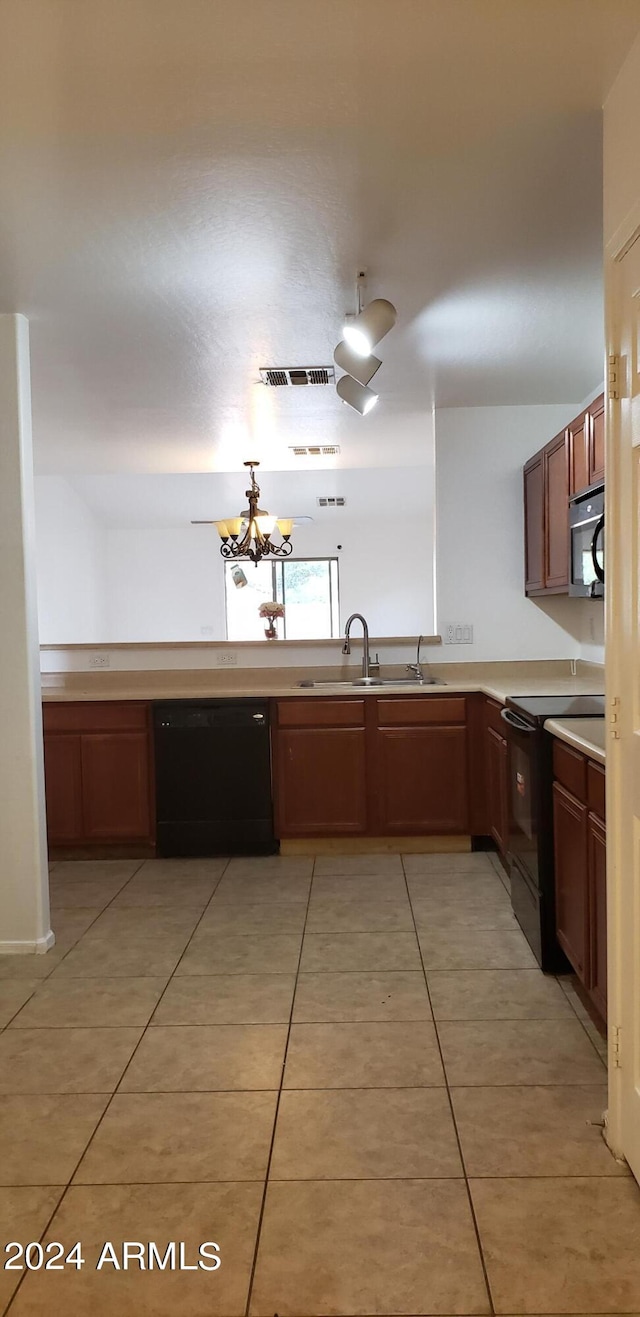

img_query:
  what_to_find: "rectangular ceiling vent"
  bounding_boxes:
[317,496,346,508]
[290,445,341,458]
[260,366,335,387]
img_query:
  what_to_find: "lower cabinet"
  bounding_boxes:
[552,740,606,1021]
[43,703,154,850]
[486,724,509,856]
[553,782,589,980]
[376,725,468,833]
[273,694,468,838]
[588,812,607,1020]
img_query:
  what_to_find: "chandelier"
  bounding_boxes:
[215,461,294,565]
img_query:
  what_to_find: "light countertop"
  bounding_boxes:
[544,717,606,765]
[40,660,605,706]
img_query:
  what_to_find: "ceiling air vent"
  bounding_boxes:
[317,496,346,508]
[260,366,335,387]
[290,445,341,458]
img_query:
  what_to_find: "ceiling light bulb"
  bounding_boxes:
[336,374,379,415]
[342,298,397,356]
[333,341,382,387]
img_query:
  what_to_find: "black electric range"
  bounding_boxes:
[501,693,605,971]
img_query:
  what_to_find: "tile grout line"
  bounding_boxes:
[401,854,497,1317]
[2,860,153,1316]
[2,858,232,1317]
[0,860,149,1036]
[242,859,315,1317]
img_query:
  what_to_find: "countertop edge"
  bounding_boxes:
[544,718,606,765]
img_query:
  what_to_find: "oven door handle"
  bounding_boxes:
[500,708,535,734]
[591,514,605,584]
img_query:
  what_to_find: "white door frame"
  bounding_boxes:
[604,211,640,1164]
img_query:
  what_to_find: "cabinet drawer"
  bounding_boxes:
[42,702,149,733]
[276,699,365,728]
[485,697,505,735]
[376,697,466,726]
[553,740,587,801]
[587,761,606,821]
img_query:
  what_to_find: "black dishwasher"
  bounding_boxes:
[153,701,277,856]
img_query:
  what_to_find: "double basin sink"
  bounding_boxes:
[299,677,446,689]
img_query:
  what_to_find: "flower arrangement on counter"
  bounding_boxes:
[258,600,285,640]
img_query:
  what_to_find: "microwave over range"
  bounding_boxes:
[569,483,604,597]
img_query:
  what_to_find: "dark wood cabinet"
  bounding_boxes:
[523,393,605,598]
[487,724,508,855]
[588,812,607,1019]
[43,733,84,845]
[588,394,605,486]
[569,411,589,496]
[273,695,469,839]
[81,732,153,841]
[524,452,545,593]
[43,702,154,852]
[376,726,468,833]
[553,782,589,979]
[552,741,606,1024]
[274,726,368,837]
[544,431,570,590]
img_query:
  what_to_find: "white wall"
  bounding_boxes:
[98,466,435,643]
[35,476,107,643]
[435,404,602,663]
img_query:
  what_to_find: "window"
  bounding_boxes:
[224,559,340,641]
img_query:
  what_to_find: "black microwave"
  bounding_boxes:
[569,484,604,598]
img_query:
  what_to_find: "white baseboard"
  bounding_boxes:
[0,929,56,955]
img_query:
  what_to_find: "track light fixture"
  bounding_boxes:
[333,340,381,388]
[333,269,396,415]
[336,374,378,415]
[342,297,397,357]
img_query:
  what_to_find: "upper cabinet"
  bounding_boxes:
[544,430,570,591]
[523,392,604,598]
[524,452,545,593]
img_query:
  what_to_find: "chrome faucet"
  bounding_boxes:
[406,634,425,682]
[343,613,372,680]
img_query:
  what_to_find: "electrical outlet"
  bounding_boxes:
[89,653,111,668]
[200,625,214,637]
[445,624,474,645]
[216,651,238,666]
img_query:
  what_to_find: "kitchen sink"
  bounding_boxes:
[298,677,446,688]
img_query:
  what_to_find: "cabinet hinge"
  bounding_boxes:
[611,1025,622,1068]
[610,696,621,740]
[608,354,620,400]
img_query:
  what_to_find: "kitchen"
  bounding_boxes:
[2,3,640,1315]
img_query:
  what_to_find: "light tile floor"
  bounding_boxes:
[0,851,637,1316]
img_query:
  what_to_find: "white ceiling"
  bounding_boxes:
[2,0,640,477]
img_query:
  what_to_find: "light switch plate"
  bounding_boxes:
[445,624,474,645]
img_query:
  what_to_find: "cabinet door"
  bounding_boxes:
[588,394,605,486]
[43,734,84,844]
[524,453,545,593]
[376,726,468,834]
[544,431,570,589]
[487,726,508,855]
[80,731,153,841]
[274,727,368,836]
[553,782,589,981]
[568,412,589,496]
[588,812,607,1021]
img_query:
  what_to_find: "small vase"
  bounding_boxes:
[264,622,277,640]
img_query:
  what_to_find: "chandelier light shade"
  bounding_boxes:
[336,374,379,415]
[216,462,294,565]
[342,298,397,357]
[333,340,382,387]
